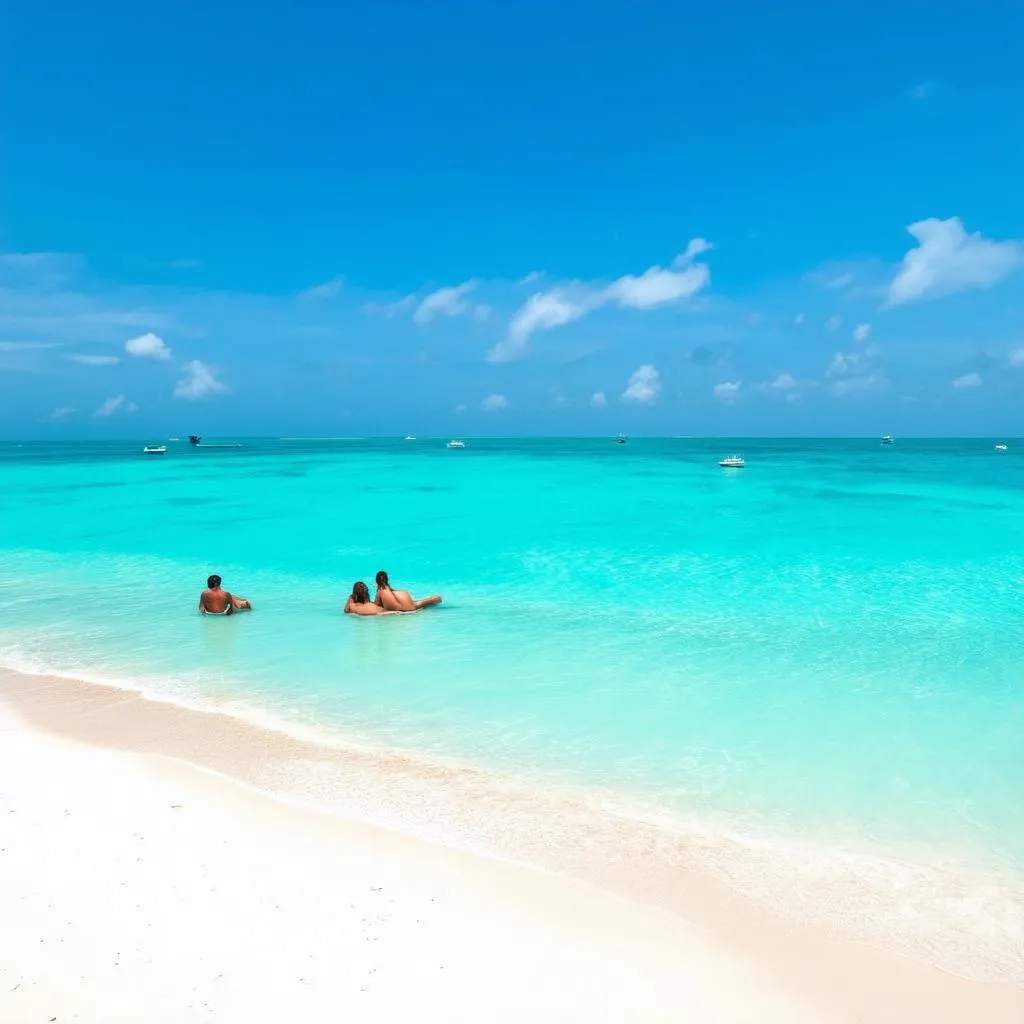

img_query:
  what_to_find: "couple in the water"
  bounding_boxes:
[344,571,442,616]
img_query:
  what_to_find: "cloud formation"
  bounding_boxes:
[125,332,172,360]
[1010,348,1024,367]
[951,372,982,389]
[67,353,120,366]
[414,281,490,325]
[93,395,137,417]
[590,391,607,408]
[622,364,661,405]
[886,217,1023,306]
[174,360,226,400]
[480,392,508,412]
[490,240,711,362]
[852,323,871,343]
[299,276,344,300]
[49,406,75,420]
[713,381,741,403]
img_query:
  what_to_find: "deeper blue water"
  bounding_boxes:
[1,437,1022,975]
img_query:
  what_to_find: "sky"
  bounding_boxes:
[2,0,1023,437]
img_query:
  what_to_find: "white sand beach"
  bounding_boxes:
[1,671,1021,1023]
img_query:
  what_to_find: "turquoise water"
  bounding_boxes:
[2,438,1022,974]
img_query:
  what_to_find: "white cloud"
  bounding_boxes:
[827,351,862,377]
[830,374,888,397]
[480,393,509,412]
[602,258,708,310]
[767,372,798,391]
[852,323,871,343]
[48,405,75,420]
[713,380,741,403]
[413,280,491,326]
[826,315,842,334]
[299,276,344,300]
[67,353,120,366]
[622,364,661,405]
[490,240,712,362]
[826,272,854,289]
[519,271,543,285]
[590,391,607,408]
[362,295,416,318]
[489,290,589,362]
[794,312,806,326]
[173,360,227,401]
[886,217,1023,306]
[951,372,982,389]
[93,395,133,417]
[124,332,172,360]
[1009,348,1024,367]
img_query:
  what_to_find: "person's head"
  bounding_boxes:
[208,574,222,589]
[351,581,370,604]
[375,570,390,590]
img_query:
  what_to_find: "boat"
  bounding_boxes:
[719,454,745,468]
[446,439,465,449]
[613,434,627,445]
[995,443,1008,451]
[143,445,167,456]
[881,435,894,445]
[404,435,416,441]
[188,434,243,449]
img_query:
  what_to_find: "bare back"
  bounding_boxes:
[200,587,233,614]
[345,596,387,616]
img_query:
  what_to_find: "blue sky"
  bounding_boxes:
[3,0,1023,437]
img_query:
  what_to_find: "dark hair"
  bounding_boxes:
[208,574,222,588]
[352,581,370,604]
[375,570,389,589]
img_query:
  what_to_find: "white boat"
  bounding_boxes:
[143,445,167,456]
[881,435,894,445]
[995,443,1008,451]
[446,439,465,449]
[613,433,627,445]
[719,454,745,468]
[404,435,416,441]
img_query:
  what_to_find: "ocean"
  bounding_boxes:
[1,436,1022,979]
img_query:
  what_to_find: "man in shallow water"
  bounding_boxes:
[374,570,442,612]
[198,575,252,615]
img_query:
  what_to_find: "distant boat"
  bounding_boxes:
[143,445,167,456]
[188,434,242,449]
[719,454,745,468]
[404,435,417,441]
[995,442,1008,452]
[881,435,895,445]
[446,439,465,449]
[613,434,627,445]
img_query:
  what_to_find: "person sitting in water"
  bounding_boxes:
[199,574,252,615]
[344,580,393,616]
[374,570,442,612]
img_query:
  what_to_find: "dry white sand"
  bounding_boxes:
[1,674,1021,1023]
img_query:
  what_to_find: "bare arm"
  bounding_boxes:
[198,593,207,615]
[343,597,353,614]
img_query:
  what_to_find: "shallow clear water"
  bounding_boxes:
[2,437,1022,972]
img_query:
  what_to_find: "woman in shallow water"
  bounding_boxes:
[344,581,391,616]
[374,570,442,612]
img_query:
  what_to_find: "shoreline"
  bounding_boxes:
[1,666,1021,1022]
